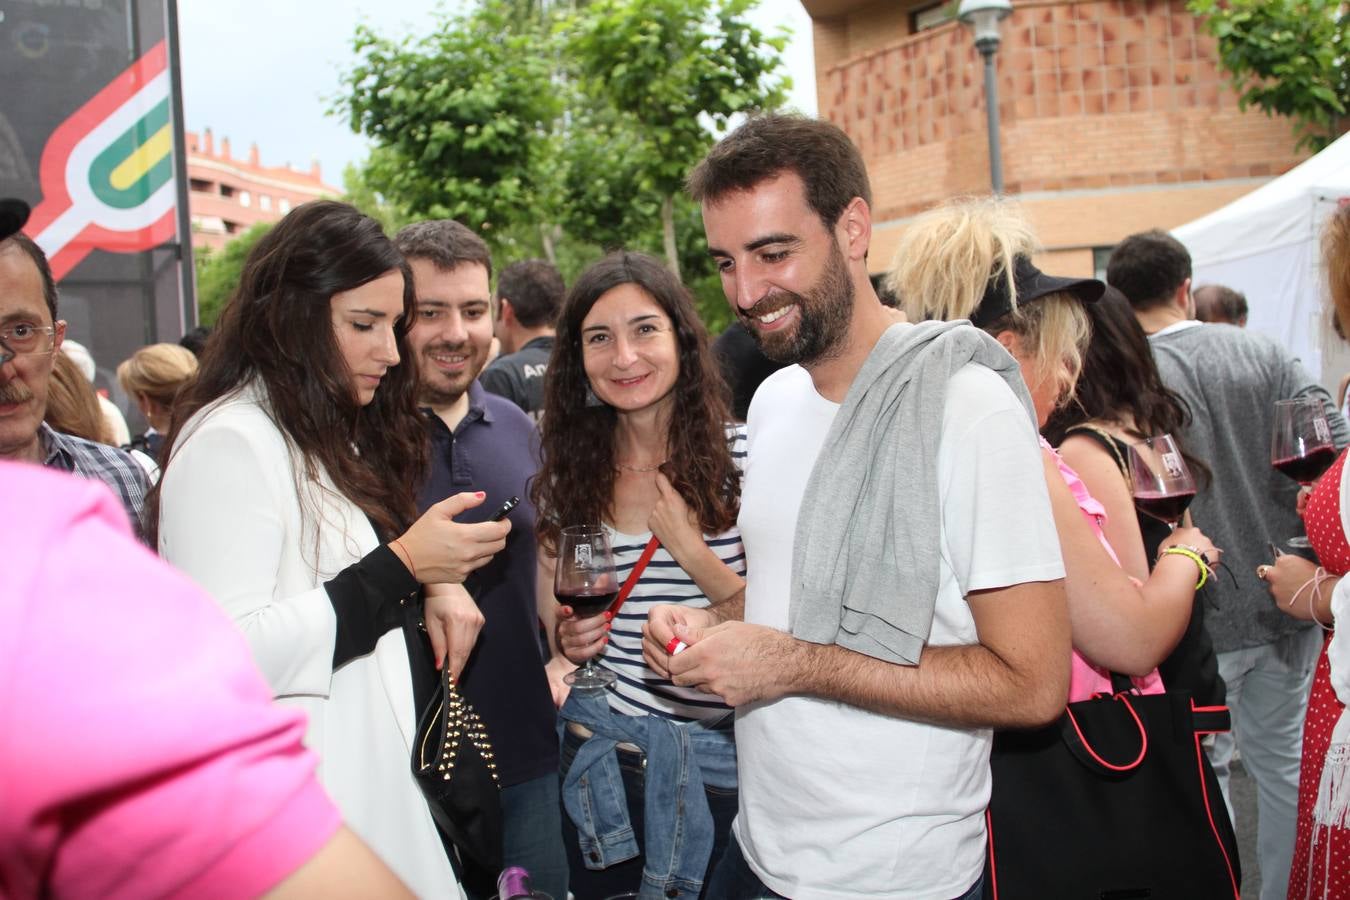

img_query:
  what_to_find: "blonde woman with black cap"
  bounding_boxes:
[888,197,1220,699]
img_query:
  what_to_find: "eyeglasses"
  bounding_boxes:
[0,323,57,356]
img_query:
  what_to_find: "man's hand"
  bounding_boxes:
[642,604,721,677]
[544,654,577,708]
[423,583,484,681]
[665,620,799,707]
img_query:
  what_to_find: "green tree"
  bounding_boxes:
[341,155,415,236]
[193,223,271,326]
[564,0,788,277]
[337,2,562,234]
[1190,0,1350,150]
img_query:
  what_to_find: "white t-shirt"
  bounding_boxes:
[734,359,1064,900]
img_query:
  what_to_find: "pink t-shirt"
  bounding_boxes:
[0,462,341,898]
[1042,439,1165,701]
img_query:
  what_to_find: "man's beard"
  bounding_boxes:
[417,340,482,408]
[740,242,855,366]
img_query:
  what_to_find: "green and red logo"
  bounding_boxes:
[28,41,177,280]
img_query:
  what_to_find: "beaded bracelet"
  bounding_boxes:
[1159,545,1210,591]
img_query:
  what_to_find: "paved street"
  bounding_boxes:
[1231,758,1262,900]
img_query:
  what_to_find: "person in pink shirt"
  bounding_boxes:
[0,460,410,899]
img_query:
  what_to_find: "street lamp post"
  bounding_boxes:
[958,0,1013,194]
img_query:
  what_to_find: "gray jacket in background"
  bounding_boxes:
[1150,321,1349,652]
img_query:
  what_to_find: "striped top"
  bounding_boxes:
[598,425,747,722]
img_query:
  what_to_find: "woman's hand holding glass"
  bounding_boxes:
[393,491,510,584]
[555,607,611,667]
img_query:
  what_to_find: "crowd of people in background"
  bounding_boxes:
[3,113,1350,900]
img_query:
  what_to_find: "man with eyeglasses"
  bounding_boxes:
[0,230,149,539]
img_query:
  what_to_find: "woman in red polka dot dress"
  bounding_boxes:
[1260,204,1350,900]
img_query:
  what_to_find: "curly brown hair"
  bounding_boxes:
[150,200,427,542]
[532,251,739,554]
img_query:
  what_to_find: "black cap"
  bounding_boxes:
[971,255,1105,328]
[0,198,31,241]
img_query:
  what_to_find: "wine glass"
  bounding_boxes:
[1271,398,1337,548]
[554,525,618,691]
[1128,433,1198,528]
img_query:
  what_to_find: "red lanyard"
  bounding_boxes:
[608,535,661,616]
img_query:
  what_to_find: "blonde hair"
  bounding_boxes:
[885,196,1090,405]
[46,351,111,444]
[116,343,198,410]
[1323,204,1350,340]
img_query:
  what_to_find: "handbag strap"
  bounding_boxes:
[608,535,661,616]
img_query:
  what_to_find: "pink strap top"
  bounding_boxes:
[1043,438,1165,701]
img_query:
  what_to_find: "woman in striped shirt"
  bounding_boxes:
[533,251,746,899]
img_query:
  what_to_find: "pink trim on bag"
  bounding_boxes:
[1193,732,1241,898]
[1065,694,1148,772]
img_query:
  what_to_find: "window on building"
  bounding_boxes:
[239,190,251,208]
[224,220,240,235]
[259,194,272,211]
[189,178,213,193]
[279,199,291,214]
[220,184,235,198]
[911,2,950,33]
[1093,247,1115,282]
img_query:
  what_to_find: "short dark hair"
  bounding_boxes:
[1193,284,1248,324]
[497,259,564,328]
[394,219,492,280]
[178,325,212,357]
[2,232,58,321]
[1106,229,1192,311]
[687,114,872,230]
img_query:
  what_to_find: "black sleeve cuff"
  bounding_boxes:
[325,544,422,667]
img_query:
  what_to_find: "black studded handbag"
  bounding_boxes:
[411,663,504,871]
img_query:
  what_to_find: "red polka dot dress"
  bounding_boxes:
[1288,449,1350,900]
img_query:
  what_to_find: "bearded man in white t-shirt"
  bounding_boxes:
[641,115,1071,900]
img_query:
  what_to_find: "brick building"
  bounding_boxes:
[803,0,1318,277]
[185,129,339,252]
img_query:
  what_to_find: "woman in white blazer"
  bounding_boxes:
[154,201,510,898]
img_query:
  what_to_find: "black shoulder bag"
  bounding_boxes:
[983,676,1241,899]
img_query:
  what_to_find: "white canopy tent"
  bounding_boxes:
[1172,131,1350,386]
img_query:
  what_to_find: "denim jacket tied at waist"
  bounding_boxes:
[559,689,737,900]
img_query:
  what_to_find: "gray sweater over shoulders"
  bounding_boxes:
[1149,322,1348,652]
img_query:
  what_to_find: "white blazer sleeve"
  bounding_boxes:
[159,417,337,698]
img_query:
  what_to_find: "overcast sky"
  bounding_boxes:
[177,1,816,190]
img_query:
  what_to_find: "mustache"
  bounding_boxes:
[742,291,802,320]
[421,340,470,355]
[0,379,33,404]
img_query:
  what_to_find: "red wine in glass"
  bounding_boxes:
[555,525,618,690]
[1272,447,1338,485]
[1128,433,1197,528]
[1133,490,1197,525]
[1271,398,1336,548]
[554,589,619,620]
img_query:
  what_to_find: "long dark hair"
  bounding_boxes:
[532,251,738,554]
[1044,285,1208,482]
[151,200,427,541]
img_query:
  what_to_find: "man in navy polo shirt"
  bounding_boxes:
[395,220,569,900]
